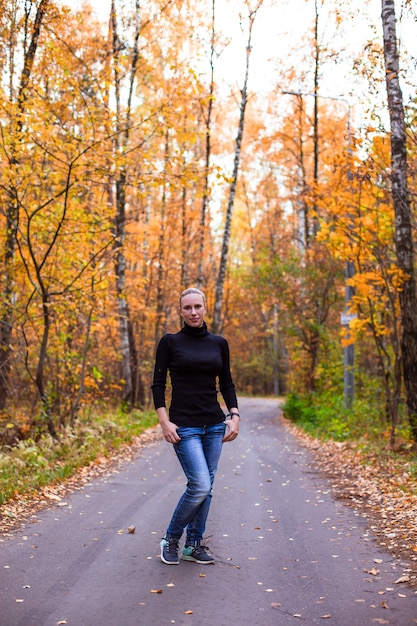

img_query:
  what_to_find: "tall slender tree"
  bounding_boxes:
[381,0,417,442]
[109,0,142,407]
[213,1,262,334]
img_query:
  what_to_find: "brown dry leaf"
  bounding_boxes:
[394,575,410,584]
[57,621,67,625]
[394,574,410,585]
[367,568,379,576]
[184,610,193,614]
[150,589,163,594]
[381,600,389,609]
[271,602,281,608]
[44,491,61,502]
[199,573,206,578]
[128,525,135,534]
[321,615,331,619]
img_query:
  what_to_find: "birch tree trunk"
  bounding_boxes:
[0,0,50,411]
[381,0,417,442]
[212,2,262,334]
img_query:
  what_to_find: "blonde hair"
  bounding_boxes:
[179,288,207,307]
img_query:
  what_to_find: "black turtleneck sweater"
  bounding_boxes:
[151,322,238,427]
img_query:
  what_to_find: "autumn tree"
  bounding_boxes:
[0,0,50,411]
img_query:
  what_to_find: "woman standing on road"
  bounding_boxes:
[151,287,240,565]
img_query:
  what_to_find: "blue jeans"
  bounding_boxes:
[166,422,226,543]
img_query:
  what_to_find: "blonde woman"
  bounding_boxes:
[151,288,240,565]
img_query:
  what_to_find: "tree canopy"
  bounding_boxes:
[0,0,416,445]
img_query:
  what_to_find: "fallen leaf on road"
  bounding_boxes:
[128,525,135,534]
[150,589,163,594]
[199,573,206,578]
[15,599,24,603]
[57,621,67,625]
[381,601,389,609]
[366,568,379,576]
[271,602,281,608]
[184,610,193,614]
[321,615,331,619]
[394,575,410,584]
[167,583,175,587]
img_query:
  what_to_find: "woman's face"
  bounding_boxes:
[179,293,207,327]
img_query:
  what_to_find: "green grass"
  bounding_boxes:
[283,390,394,441]
[282,390,417,479]
[0,409,158,506]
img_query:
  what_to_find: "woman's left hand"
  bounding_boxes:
[223,416,240,442]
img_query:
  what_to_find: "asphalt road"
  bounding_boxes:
[1,397,417,626]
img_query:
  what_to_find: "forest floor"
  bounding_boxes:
[1,415,417,586]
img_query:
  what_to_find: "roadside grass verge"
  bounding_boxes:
[0,409,158,507]
[282,390,417,493]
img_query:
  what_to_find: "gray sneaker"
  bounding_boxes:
[160,536,179,564]
[181,540,215,564]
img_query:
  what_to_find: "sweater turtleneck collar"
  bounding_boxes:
[181,321,208,337]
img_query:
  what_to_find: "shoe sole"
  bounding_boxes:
[161,556,179,564]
